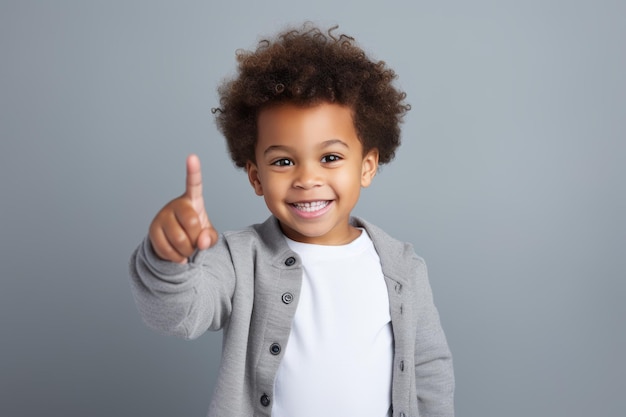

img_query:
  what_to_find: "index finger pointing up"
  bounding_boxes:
[185,154,203,200]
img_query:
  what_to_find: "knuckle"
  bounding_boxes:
[156,245,177,262]
[164,246,184,263]
[171,231,189,247]
[183,215,200,229]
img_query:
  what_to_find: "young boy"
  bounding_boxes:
[130,24,454,417]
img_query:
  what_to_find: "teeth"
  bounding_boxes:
[292,201,329,212]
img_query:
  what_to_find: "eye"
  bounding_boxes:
[271,158,294,167]
[321,154,342,163]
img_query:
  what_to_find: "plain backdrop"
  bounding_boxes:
[1,1,624,416]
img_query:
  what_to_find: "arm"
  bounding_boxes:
[129,155,232,339]
[413,257,455,417]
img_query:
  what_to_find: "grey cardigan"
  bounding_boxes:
[129,216,454,417]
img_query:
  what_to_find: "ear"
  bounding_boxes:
[246,161,264,196]
[360,148,379,188]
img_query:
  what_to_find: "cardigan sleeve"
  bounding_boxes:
[412,255,455,417]
[129,235,236,339]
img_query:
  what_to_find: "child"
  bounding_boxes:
[130,24,454,417]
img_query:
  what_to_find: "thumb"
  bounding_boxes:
[196,227,217,251]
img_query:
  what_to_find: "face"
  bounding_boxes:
[246,102,379,245]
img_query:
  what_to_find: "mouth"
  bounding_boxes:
[290,200,331,213]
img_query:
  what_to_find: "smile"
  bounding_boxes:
[291,200,330,213]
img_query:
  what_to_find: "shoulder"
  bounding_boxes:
[218,216,290,258]
[351,216,427,282]
[351,216,423,262]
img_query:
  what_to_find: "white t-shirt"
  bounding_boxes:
[273,229,393,417]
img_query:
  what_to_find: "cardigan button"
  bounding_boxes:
[281,292,294,304]
[270,343,281,355]
[284,256,296,266]
[260,394,270,407]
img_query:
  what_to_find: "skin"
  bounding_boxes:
[148,102,378,262]
[148,154,217,263]
[247,102,379,245]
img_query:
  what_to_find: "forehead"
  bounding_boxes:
[256,102,359,148]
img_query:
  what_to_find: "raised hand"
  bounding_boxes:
[149,154,218,263]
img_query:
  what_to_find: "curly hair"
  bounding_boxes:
[213,23,410,168]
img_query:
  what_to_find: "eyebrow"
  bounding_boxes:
[263,139,349,156]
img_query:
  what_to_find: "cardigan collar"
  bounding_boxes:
[254,216,412,286]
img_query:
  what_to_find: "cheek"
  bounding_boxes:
[334,166,363,190]
[259,173,287,197]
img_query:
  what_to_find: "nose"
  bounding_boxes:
[293,162,323,190]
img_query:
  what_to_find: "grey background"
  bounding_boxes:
[1,1,624,416]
